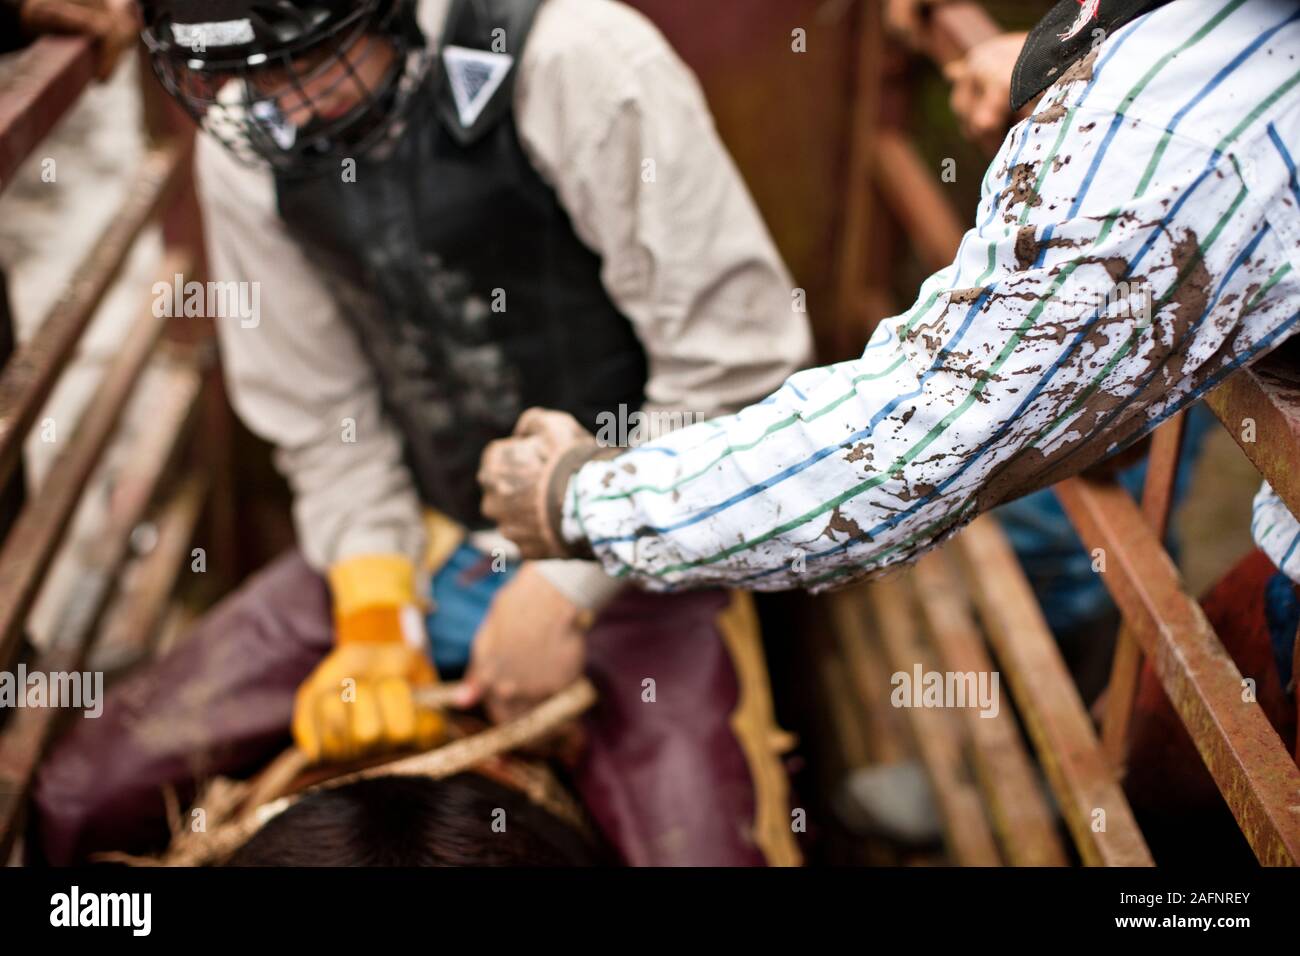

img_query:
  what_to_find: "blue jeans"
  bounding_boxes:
[424,541,519,674]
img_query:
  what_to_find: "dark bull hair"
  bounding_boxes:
[227,773,610,866]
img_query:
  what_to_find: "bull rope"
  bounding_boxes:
[95,676,598,866]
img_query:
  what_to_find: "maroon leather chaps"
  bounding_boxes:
[30,552,780,866]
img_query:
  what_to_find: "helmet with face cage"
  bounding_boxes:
[141,0,430,173]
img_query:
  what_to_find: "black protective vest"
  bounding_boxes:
[275,0,648,527]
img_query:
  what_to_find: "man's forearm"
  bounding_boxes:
[484,6,1300,592]
[559,116,1298,591]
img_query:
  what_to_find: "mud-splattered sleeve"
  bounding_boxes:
[557,72,1300,593]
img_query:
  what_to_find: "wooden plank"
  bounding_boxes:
[954,515,1153,866]
[1056,476,1300,866]
[831,0,888,359]
[0,272,24,547]
[812,619,873,770]
[873,130,967,274]
[829,588,913,765]
[913,550,1069,866]
[863,577,1002,866]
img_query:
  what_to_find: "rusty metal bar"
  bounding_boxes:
[925,2,1002,65]
[1102,412,1188,768]
[0,36,96,193]
[137,56,240,596]
[873,130,966,274]
[0,360,203,855]
[90,471,209,675]
[1055,475,1300,865]
[1204,346,1300,521]
[0,250,191,673]
[831,0,888,359]
[0,142,188,493]
[813,620,874,770]
[1136,413,1189,536]
[0,270,24,548]
[954,515,1153,865]
[912,551,1069,866]
[863,577,1003,865]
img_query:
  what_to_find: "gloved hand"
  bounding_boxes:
[477,408,601,559]
[293,555,444,762]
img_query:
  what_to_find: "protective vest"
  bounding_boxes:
[276,0,648,527]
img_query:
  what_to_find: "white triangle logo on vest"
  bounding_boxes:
[443,45,514,128]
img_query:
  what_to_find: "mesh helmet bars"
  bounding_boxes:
[141,0,431,173]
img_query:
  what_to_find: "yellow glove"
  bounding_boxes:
[293,555,445,762]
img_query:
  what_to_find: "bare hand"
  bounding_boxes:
[944,31,1030,150]
[478,408,596,559]
[454,564,591,725]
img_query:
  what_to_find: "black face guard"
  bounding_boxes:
[143,1,431,175]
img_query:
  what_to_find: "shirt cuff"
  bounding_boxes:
[532,559,625,611]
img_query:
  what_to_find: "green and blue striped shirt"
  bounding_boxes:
[563,0,1300,592]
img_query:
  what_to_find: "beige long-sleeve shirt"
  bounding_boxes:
[194,0,812,606]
